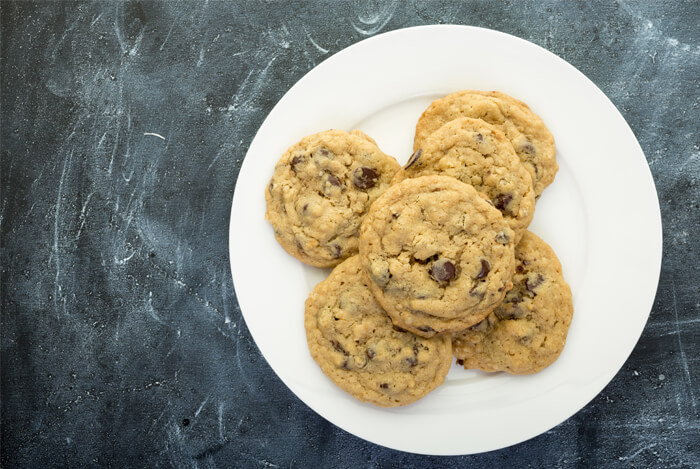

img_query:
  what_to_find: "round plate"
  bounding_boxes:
[229,25,662,455]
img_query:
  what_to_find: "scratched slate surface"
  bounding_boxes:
[1,1,698,467]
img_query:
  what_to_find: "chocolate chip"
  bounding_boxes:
[302,203,309,213]
[352,167,379,189]
[525,274,544,293]
[493,193,513,211]
[326,174,341,187]
[392,324,408,333]
[495,305,525,320]
[495,231,510,244]
[456,359,464,366]
[331,340,347,355]
[366,348,376,359]
[379,383,389,389]
[413,254,437,265]
[521,142,536,154]
[519,334,533,345]
[404,356,418,367]
[404,149,422,169]
[331,244,342,258]
[476,259,490,279]
[417,325,435,333]
[320,148,329,156]
[469,284,485,299]
[392,213,399,219]
[475,133,484,142]
[430,259,456,283]
[290,155,304,171]
[505,291,524,304]
[516,265,524,273]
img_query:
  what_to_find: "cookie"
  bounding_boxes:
[305,256,452,406]
[265,129,400,268]
[359,175,516,338]
[452,231,573,374]
[413,90,557,197]
[394,117,535,243]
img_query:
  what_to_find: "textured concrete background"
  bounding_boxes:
[1,1,698,467]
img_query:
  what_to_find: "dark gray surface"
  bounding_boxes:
[1,1,698,467]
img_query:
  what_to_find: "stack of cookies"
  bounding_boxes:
[265,90,573,407]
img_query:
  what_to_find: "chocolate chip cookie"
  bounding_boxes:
[265,129,400,267]
[359,175,516,338]
[413,90,557,197]
[305,256,452,406]
[394,117,536,243]
[452,231,573,374]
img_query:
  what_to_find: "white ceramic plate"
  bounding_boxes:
[229,25,662,455]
